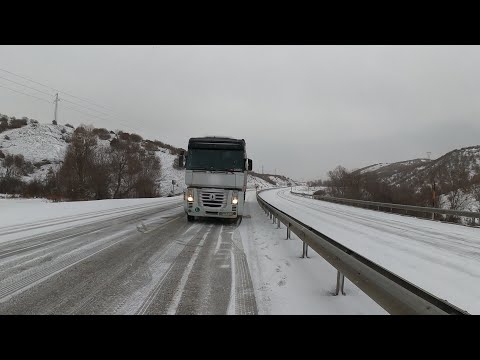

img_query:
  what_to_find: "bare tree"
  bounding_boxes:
[109,140,136,198]
[135,151,161,197]
[327,165,349,197]
[436,155,472,211]
[57,126,98,200]
[90,147,112,199]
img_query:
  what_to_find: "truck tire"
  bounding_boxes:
[187,215,194,222]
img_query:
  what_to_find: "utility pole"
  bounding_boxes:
[427,152,431,160]
[53,93,59,123]
[262,165,264,174]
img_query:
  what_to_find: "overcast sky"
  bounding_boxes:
[1,45,480,180]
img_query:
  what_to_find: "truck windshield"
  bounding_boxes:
[186,149,245,171]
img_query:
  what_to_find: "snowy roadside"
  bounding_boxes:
[259,188,480,314]
[236,190,387,314]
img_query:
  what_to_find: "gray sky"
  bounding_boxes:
[1,45,480,180]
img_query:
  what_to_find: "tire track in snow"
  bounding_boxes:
[0,198,181,234]
[166,225,214,315]
[0,204,183,264]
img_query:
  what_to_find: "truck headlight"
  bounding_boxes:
[232,191,238,205]
[187,189,194,202]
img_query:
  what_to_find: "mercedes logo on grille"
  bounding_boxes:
[209,194,216,200]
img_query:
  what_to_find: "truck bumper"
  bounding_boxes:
[184,190,244,219]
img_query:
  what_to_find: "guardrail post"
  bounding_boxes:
[286,225,290,239]
[272,215,276,224]
[277,217,281,229]
[335,271,346,296]
[302,242,309,258]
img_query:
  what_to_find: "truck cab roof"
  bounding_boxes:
[188,137,246,150]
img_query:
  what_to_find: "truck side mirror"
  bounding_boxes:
[248,159,252,171]
[178,152,187,168]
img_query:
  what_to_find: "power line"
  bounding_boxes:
[0,80,114,125]
[0,67,118,115]
[0,81,110,125]
[0,74,117,121]
[0,75,54,97]
[60,103,146,134]
[0,68,55,92]
[0,67,154,138]
[58,89,119,115]
[0,80,146,134]
[0,67,147,133]
[0,82,53,104]
[60,103,114,123]
[60,97,117,119]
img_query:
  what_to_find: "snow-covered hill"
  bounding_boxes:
[248,171,300,188]
[353,146,480,188]
[347,146,480,216]
[0,122,185,195]
[0,123,73,163]
[156,148,185,196]
[0,121,294,197]
[247,174,274,189]
[0,123,74,182]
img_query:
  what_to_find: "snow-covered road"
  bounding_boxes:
[0,192,387,315]
[258,188,480,314]
[0,197,257,315]
[4,189,473,314]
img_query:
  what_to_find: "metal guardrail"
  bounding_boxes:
[256,189,469,315]
[290,191,480,226]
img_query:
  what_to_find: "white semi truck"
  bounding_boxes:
[183,137,252,222]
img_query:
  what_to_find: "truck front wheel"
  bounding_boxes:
[187,215,194,222]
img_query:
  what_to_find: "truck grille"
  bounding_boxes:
[200,189,226,208]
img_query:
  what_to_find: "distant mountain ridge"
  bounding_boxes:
[352,145,480,188]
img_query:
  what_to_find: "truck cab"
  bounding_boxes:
[183,137,252,221]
